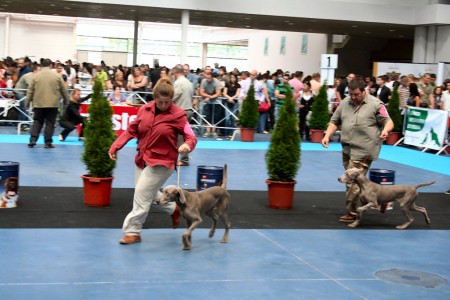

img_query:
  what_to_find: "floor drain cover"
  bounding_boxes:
[375,269,448,288]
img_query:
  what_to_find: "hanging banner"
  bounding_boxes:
[404,107,449,150]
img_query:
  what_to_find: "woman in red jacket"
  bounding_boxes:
[109,77,197,245]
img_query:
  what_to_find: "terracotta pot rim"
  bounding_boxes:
[81,174,115,180]
[265,179,297,184]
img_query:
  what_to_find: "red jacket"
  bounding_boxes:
[109,101,197,170]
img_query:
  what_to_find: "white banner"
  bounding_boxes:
[404,108,449,151]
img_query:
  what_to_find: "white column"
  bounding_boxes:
[201,43,207,68]
[412,26,426,63]
[425,25,436,63]
[180,10,189,64]
[4,14,11,57]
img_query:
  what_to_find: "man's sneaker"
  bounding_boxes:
[27,142,36,148]
[446,189,450,195]
[59,134,64,142]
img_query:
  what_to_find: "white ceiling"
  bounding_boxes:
[0,0,420,39]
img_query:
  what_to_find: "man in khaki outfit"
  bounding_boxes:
[321,77,394,222]
[26,59,69,148]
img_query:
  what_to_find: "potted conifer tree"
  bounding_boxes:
[385,82,402,145]
[265,87,301,209]
[81,77,117,206]
[308,84,331,143]
[238,84,259,142]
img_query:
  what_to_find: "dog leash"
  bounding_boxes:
[177,165,181,188]
[176,154,193,188]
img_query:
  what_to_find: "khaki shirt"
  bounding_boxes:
[26,67,69,108]
[417,81,433,106]
[173,75,193,110]
[330,93,391,161]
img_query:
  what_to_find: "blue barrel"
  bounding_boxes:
[369,169,395,185]
[0,161,20,195]
[197,166,224,191]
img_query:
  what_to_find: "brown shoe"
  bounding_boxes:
[119,235,141,245]
[339,214,356,223]
[171,205,181,229]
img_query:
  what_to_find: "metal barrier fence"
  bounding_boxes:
[0,88,241,136]
[0,88,33,133]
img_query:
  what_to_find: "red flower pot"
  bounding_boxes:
[81,175,114,207]
[266,179,296,210]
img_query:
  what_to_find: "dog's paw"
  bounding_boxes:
[396,224,409,229]
[348,221,359,228]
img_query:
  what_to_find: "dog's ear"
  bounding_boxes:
[177,187,186,204]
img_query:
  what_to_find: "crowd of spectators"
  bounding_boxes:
[1,56,449,138]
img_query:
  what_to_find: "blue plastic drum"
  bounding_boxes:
[197,166,224,191]
[0,161,20,195]
[369,169,395,185]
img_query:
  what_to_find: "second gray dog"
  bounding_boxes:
[156,164,231,250]
[338,167,435,229]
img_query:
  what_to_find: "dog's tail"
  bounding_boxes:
[221,164,227,189]
[415,181,435,190]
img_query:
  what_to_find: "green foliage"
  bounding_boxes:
[265,87,301,182]
[238,84,259,128]
[308,84,330,130]
[387,83,402,132]
[81,78,116,178]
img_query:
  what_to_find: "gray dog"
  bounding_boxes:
[338,167,435,229]
[156,164,231,250]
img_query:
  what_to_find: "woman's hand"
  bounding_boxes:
[178,144,191,154]
[108,150,117,160]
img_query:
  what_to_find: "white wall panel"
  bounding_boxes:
[8,19,76,61]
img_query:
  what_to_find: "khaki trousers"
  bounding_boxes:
[342,153,372,214]
[122,165,175,235]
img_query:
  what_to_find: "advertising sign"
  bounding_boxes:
[404,107,449,151]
